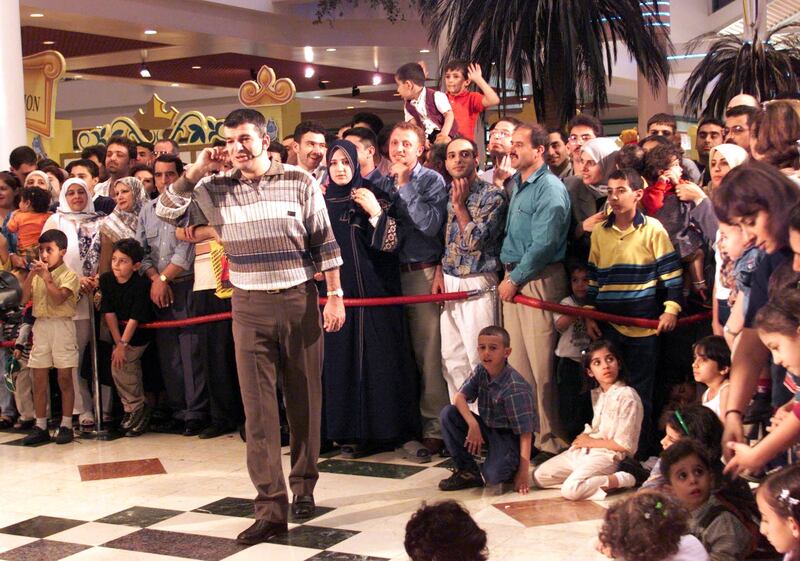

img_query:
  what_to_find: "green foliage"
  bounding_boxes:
[314,0,413,24]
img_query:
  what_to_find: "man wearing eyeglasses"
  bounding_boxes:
[433,138,508,407]
[644,113,702,183]
[566,114,603,177]
[725,105,759,154]
[694,117,725,184]
[480,118,522,193]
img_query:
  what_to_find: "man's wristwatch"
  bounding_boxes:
[327,289,344,298]
[159,273,168,283]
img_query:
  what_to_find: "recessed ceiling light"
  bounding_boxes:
[191,65,202,70]
[304,66,315,78]
[372,74,382,86]
[360,100,367,103]
[326,48,337,52]
[170,83,179,87]
[347,106,354,109]
[304,46,314,62]
[42,41,55,45]
[30,13,44,17]
[419,49,430,53]
[144,29,158,35]
[521,97,528,101]
[320,80,331,84]
[313,95,321,99]
[393,93,400,96]
[73,75,83,79]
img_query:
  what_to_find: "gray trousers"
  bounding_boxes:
[154,279,209,421]
[232,281,322,523]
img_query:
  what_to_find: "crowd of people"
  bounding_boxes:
[3,59,800,558]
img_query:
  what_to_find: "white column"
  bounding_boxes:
[0,2,29,163]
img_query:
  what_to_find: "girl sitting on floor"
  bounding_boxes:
[533,339,643,500]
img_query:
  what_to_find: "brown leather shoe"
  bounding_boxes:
[236,519,288,545]
[422,437,444,455]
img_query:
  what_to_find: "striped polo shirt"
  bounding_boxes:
[587,210,683,337]
[156,161,342,291]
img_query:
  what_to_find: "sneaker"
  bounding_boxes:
[22,426,51,446]
[438,469,484,491]
[119,411,135,431]
[54,426,74,444]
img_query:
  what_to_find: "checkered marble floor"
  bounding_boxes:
[0,426,613,560]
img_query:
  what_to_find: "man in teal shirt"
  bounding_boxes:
[499,123,571,461]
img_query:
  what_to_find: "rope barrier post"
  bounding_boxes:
[84,310,111,440]
[489,284,501,327]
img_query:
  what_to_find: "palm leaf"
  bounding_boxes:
[681,23,800,118]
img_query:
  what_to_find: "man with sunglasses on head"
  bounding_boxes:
[644,113,702,183]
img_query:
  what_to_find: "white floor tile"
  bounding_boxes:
[0,533,38,554]
[47,522,140,546]
[148,511,253,539]
[218,542,321,561]
[60,546,193,561]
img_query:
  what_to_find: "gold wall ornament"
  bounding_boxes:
[23,50,66,137]
[134,94,179,130]
[238,65,296,107]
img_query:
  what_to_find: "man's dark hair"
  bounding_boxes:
[350,112,384,136]
[39,228,68,250]
[725,104,759,125]
[36,158,59,171]
[112,238,145,264]
[443,59,469,77]
[41,165,66,185]
[567,114,604,137]
[446,137,478,154]
[267,141,289,163]
[697,117,725,130]
[646,113,677,132]
[293,121,327,143]
[107,136,137,161]
[282,134,294,142]
[343,126,378,149]
[395,62,426,87]
[154,138,180,154]
[129,163,154,177]
[81,144,107,164]
[404,501,488,561]
[9,146,36,170]
[224,108,267,138]
[489,117,523,132]
[21,187,51,213]
[516,123,548,149]
[616,144,646,175]
[548,128,568,143]
[154,154,184,175]
[608,168,645,191]
[66,158,100,178]
[137,141,154,152]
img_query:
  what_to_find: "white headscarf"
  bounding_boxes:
[46,177,102,277]
[708,143,749,170]
[24,169,55,197]
[581,137,620,195]
[58,178,96,221]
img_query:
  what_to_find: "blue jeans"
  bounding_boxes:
[440,404,520,484]
[602,326,659,456]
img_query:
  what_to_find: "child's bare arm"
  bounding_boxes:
[467,63,500,107]
[439,110,455,140]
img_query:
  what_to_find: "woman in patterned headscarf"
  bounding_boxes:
[99,176,145,273]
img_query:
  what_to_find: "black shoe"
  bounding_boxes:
[198,423,235,440]
[239,424,246,442]
[183,419,207,437]
[438,469,484,491]
[122,406,146,432]
[22,426,50,445]
[235,519,288,545]
[616,456,650,487]
[291,495,315,519]
[119,411,134,431]
[125,405,152,437]
[150,418,182,433]
[54,426,74,445]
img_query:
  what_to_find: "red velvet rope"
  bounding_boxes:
[3,292,710,336]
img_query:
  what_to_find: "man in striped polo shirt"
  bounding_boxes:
[156,109,345,545]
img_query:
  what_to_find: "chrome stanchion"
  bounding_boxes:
[85,308,111,440]
[488,284,501,326]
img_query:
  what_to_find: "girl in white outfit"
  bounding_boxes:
[533,339,643,500]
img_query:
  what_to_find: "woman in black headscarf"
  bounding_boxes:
[321,139,421,458]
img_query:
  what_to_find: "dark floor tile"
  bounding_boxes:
[0,516,87,539]
[78,458,166,481]
[433,458,456,469]
[268,525,358,549]
[0,539,88,560]
[308,552,389,561]
[194,497,254,518]
[96,506,183,528]
[193,497,336,523]
[1,436,52,447]
[103,528,246,561]
[317,459,426,479]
